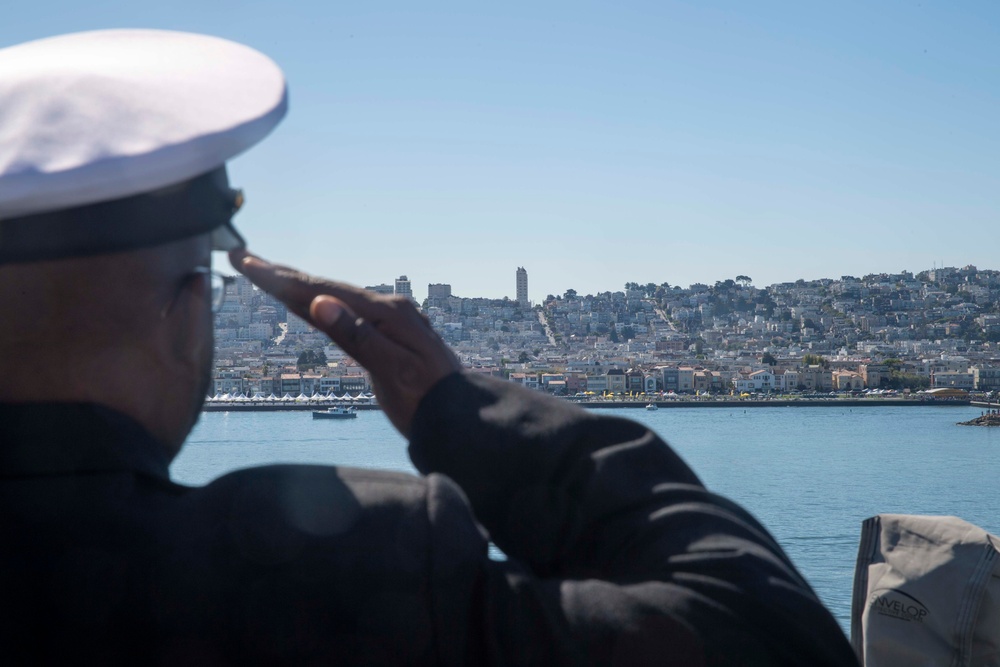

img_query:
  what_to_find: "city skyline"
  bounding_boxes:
[4,2,998,302]
[347,261,992,305]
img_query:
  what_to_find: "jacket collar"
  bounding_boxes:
[0,403,170,480]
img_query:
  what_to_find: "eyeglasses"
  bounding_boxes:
[189,267,236,313]
[161,267,236,319]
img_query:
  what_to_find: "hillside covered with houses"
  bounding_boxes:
[210,265,1000,398]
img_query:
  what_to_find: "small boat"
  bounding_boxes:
[312,406,358,419]
[645,403,658,411]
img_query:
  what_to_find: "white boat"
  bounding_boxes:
[312,405,358,420]
[645,403,658,411]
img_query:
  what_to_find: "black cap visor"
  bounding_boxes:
[0,167,245,263]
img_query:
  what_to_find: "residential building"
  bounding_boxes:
[733,369,775,393]
[428,283,452,299]
[286,312,313,334]
[395,275,413,301]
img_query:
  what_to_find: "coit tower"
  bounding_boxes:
[516,267,528,307]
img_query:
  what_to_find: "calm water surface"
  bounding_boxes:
[173,403,1000,631]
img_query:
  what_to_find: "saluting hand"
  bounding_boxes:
[231,250,462,438]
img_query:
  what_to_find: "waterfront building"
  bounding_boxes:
[972,365,1000,391]
[540,373,566,389]
[341,374,369,394]
[301,374,321,396]
[606,368,626,393]
[516,267,528,307]
[931,371,975,390]
[566,372,588,394]
[366,283,394,295]
[320,376,342,394]
[798,366,834,392]
[733,369,775,393]
[585,374,608,394]
[859,363,888,389]
[280,373,303,396]
[832,371,864,391]
[775,368,801,391]
[677,367,695,393]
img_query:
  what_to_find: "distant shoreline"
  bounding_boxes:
[202,398,973,412]
[581,398,970,409]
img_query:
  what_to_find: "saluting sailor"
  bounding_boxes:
[0,30,858,665]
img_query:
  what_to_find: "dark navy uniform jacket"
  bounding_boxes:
[0,373,858,665]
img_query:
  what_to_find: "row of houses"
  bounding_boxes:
[212,370,370,397]
[213,361,1000,399]
[510,365,877,395]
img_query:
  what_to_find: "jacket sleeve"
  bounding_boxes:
[409,372,858,666]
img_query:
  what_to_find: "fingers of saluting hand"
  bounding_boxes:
[229,250,462,434]
[308,294,442,391]
[231,251,436,348]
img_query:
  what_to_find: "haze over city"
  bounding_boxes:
[3,2,998,302]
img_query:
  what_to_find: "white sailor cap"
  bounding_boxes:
[0,29,287,263]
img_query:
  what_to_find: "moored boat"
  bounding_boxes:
[312,406,358,419]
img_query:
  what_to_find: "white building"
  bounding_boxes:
[286,312,314,334]
[733,369,775,393]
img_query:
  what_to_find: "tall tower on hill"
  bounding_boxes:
[516,267,528,307]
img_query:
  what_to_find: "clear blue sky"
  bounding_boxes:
[4,2,999,301]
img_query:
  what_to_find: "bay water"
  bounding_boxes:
[173,403,1000,632]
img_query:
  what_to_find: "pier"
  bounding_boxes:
[203,397,971,412]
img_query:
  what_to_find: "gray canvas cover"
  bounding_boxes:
[851,514,1000,666]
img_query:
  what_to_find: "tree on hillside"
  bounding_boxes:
[802,353,828,368]
[736,275,752,287]
[564,288,577,300]
[714,279,736,293]
[761,352,777,366]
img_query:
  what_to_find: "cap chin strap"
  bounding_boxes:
[0,166,245,264]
